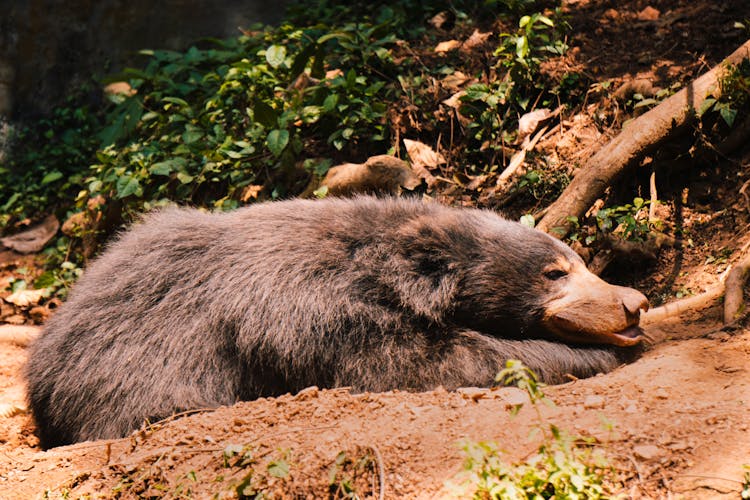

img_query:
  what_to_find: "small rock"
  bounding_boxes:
[667,441,690,451]
[583,395,605,409]
[633,444,662,460]
[637,6,660,21]
[294,386,320,401]
[500,387,531,408]
[624,403,638,414]
[457,387,487,402]
[654,387,670,399]
[603,8,620,20]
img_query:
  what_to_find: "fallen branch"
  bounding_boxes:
[537,39,750,237]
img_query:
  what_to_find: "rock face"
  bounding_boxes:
[0,0,288,119]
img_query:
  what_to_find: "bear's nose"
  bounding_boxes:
[619,287,649,322]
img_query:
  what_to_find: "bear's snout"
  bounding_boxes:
[619,286,649,324]
[540,260,650,347]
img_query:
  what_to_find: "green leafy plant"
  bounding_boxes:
[495,11,569,97]
[0,93,102,224]
[459,8,573,166]
[595,197,652,242]
[698,59,750,128]
[455,360,618,499]
[515,167,570,203]
[328,449,377,499]
[624,84,678,113]
[221,444,292,498]
[84,22,395,216]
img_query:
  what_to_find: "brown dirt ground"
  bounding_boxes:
[2,0,750,498]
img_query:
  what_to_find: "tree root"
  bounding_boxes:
[642,239,750,327]
[537,39,750,238]
[723,251,750,324]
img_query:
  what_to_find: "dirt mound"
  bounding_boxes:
[1,320,748,498]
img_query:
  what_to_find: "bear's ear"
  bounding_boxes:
[378,215,464,322]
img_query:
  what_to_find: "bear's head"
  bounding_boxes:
[384,208,648,347]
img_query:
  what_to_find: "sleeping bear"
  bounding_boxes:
[26,196,648,448]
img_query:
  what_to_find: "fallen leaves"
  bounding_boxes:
[434,40,461,54]
[434,30,492,54]
[403,139,446,187]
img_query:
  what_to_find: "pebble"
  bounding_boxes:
[637,6,660,21]
[633,444,662,460]
[500,388,531,408]
[654,387,670,400]
[457,387,487,402]
[583,395,605,409]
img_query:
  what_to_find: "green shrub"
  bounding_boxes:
[455,361,619,499]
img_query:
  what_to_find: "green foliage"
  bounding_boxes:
[624,84,678,113]
[742,464,750,500]
[0,94,102,223]
[495,12,569,97]
[698,59,750,128]
[456,360,618,499]
[221,444,292,498]
[1,0,580,285]
[459,8,575,165]
[86,23,394,214]
[516,167,570,203]
[328,449,377,499]
[595,197,651,242]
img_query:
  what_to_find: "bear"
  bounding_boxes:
[26,196,648,448]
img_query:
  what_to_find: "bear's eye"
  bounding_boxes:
[544,269,568,281]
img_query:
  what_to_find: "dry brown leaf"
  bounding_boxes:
[637,6,660,21]
[404,139,446,188]
[4,289,46,308]
[461,30,492,51]
[442,71,469,90]
[403,139,446,170]
[325,69,344,80]
[240,185,264,202]
[428,11,456,31]
[0,214,59,254]
[103,82,136,96]
[518,108,552,141]
[434,40,461,53]
[442,90,466,109]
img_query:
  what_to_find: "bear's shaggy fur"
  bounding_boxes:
[27,197,642,448]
